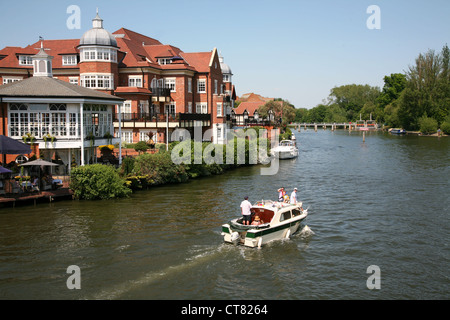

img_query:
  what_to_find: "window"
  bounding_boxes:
[62,55,77,66]
[188,78,192,93]
[214,80,218,94]
[69,77,78,85]
[83,104,113,138]
[223,74,230,82]
[121,101,132,120]
[50,103,67,111]
[196,103,207,114]
[121,130,133,144]
[139,131,149,142]
[2,77,22,84]
[216,103,222,117]
[80,47,117,62]
[81,75,114,89]
[165,103,176,115]
[129,76,142,87]
[280,211,292,222]
[158,58,172,65]
[15,155,28,164]
[7,103,78,139]
[19,55,33,65]
[165,78,176,92]
[197,79,206,93]
[187,102,192,113]
[139,100,149,114]
[291,209,301,217]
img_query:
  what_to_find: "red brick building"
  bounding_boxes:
[0,11,236,146]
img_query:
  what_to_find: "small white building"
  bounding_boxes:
[0,42,124,172]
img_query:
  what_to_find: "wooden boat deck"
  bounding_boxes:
[0,188,74,208]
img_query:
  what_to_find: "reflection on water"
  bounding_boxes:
[0,131,448,300]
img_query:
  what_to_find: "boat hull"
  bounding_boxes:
[272,149,298,159]
[389,129,406,134]
[222,214,307,248]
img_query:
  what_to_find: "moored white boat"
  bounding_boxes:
[389,128,406,134]
[271,140,298,159]
[221,200,308,248]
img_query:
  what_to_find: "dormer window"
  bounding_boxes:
[62,55,78,66]
[158,58,172,65]
[19,55,33,65]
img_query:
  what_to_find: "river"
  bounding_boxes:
[0,130,448,300]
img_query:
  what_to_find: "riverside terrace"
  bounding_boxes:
[0,182,73,208]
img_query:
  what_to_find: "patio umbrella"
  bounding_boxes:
[20,159,59,191]
[0,135,32,154]
[19,159,58,167]
[0,166,12,174]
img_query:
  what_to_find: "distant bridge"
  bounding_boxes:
[291,120,378,131]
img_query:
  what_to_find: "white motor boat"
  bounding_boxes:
[221,200,308,248]
[271,140,298,159]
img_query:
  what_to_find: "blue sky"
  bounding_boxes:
[1,0,449,109]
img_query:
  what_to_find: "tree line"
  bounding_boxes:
[290,45,450,134]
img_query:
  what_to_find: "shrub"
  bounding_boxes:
[70,164,132,200]
[133,152,188,185]
[99,144,115,152]
[134,141,149,154]
[418,116,438,134]
[120,156,135,176]
[441,116,450,135]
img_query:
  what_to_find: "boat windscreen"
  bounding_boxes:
[252,207,274,223]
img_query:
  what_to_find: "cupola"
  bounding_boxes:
[33,41,53,77]
[79,10,118,48]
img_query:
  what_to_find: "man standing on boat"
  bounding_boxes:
[240,196,252,225]
[290,188,298,204]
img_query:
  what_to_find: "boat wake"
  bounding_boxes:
[296,225,315,239]
[86,244,230,300]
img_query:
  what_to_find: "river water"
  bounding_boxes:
[0,130,448,300]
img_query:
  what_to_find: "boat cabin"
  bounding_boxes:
[251,201,303,225]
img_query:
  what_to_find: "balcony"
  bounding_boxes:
[230,115,276,127]
[113,112,212,129]
[179,113,211,128]
[151,87,171,103]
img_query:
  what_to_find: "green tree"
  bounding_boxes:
[305,104,327,123]
[258,100,296,125]
[328,84,381,121]
[398,46,450,129]
[377,73,407,107]
[294,108,308,122]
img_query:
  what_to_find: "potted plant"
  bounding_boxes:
[103,132,113,144]
[22,132,36,144]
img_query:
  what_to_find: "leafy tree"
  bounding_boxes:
[294,108,308,122]
[258,100,296,125]
[377,73,407,107]
[398,46,450,129]
[419,115,438,134]
[305,104,327,123]
[328,84,381,121]
[440,115,450,134]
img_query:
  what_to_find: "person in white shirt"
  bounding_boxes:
[240,196,252,225]
[290,188,298,204]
